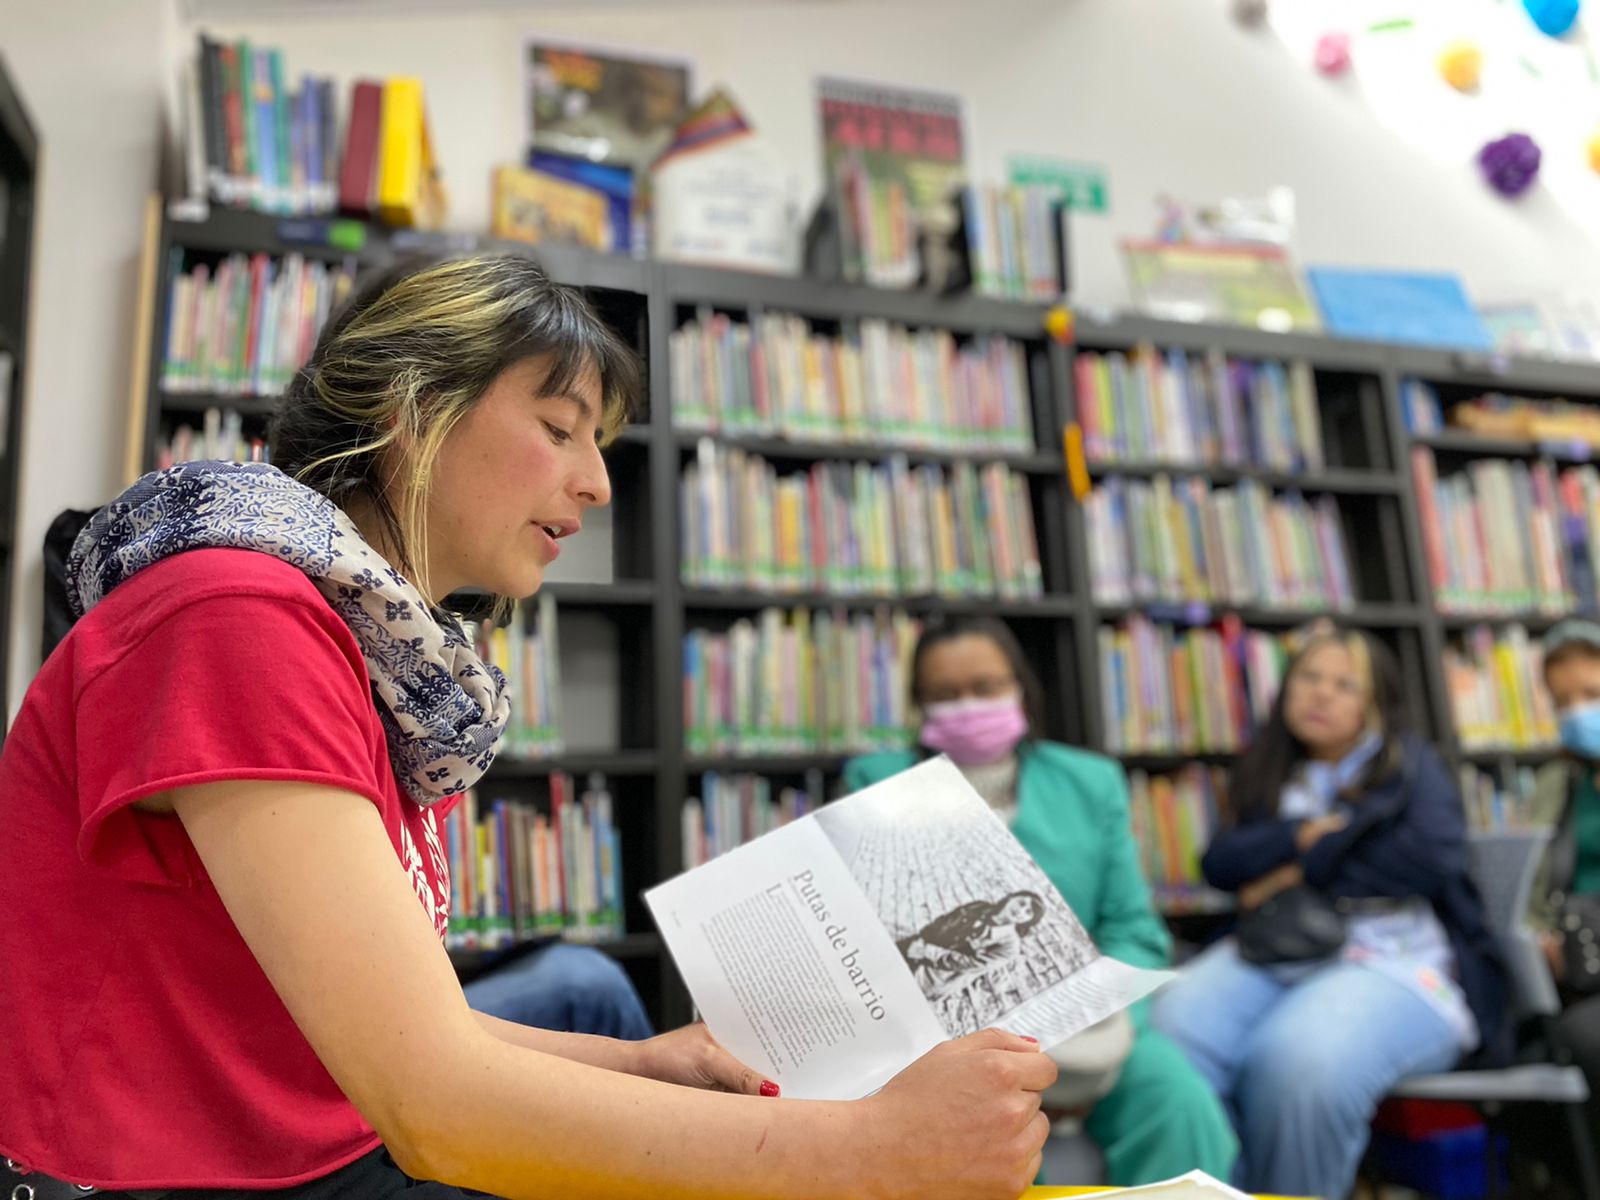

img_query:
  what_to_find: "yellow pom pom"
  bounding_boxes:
[1044,306,1075,344]
[1589,131,1600,175]
[1439,41,1483,93]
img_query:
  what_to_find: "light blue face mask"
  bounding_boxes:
[1559,700,1600,761]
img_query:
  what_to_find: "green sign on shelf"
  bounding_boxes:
[1007,155,1109,214]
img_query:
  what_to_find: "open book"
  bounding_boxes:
[645,756,1174,1100]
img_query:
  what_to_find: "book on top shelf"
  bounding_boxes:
[186,33,339,216]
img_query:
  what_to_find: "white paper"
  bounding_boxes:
[1072,1169,1255,1199]
[646,757,1173,1100]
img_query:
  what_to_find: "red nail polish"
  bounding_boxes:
[759,1079,781,1097]
[1020,1035,1038,1044]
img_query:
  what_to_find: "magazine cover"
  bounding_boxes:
[524,37,693,168]
[816,76,968,288]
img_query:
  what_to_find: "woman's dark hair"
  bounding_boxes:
[269,253,640,601]
[908,616,1049,738]
[994,890,1045,939]
[1226,624,1410,822]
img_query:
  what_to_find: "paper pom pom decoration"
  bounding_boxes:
[1233,0,1269,28]
[1523,0,1580,37]
[1478,133,1542,196]
[1589,130,1600,174]
[1315,32,1352,74]
[1439,41,1483,91]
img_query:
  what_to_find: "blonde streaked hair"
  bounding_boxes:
[270,254,639,604]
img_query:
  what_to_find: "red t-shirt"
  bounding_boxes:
[0,549,458,1188]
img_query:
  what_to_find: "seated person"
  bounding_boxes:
[844,616,1238,1188]
[1525,619,1600,1146]
[1152,623,1508,1200]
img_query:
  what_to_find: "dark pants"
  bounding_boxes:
[1558,992,1600,1144]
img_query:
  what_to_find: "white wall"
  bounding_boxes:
[194,0,1600,303]
[1,0,173,719]
[5,0,1600,712]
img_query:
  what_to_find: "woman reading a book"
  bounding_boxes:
[844,617,1238,1189]
[0,256,1053,1200]
[1151,624,1508,1200]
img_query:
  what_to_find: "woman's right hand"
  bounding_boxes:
[863,1028,1056,1199]
[1542,929,1567,984]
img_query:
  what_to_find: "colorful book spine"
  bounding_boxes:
[684,607,920,757]
[1443,623,1560,752]
[1127,764,1226,890]
[671,310,1035,452]
[443,775,624,950]
[1086,474,1355,610]
[471,594,563,760]
[1098,615,1292,754]
[681,440,1043,599]
[161,252,357,397]
[1075,347,1326,470]
[681,770,827,870]
[1411,449,1584,615]
[190,34,340,214]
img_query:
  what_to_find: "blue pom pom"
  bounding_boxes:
[1524,0,1580,37]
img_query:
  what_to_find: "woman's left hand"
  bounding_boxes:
[1238,862,1304,911]
[629,1022,779,1096]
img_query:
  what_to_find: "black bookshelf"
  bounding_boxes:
[0,57,37,732]
[127,202,1600,1023]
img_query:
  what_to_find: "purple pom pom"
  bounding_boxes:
[1478,132,1543,197]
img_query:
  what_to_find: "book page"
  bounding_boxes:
[647,757,1173,1100]
[816,757,1172,1045]
[1071,1169,1255,1199]
[645,815,947,1100]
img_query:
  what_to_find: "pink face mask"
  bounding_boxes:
[919,695,1029,765]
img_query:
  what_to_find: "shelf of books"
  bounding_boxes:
[130,186,1600,1012]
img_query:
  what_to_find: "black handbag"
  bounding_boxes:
[1235,882,1347,965]
[1547,774,1600,997]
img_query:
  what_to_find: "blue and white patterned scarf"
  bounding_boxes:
[68,460,510,805]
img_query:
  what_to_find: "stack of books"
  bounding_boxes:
[471,595,563,760]
[1443,623,1559,752]
[1086,474,1355,610]
[682,440,1042,598]
[1075,347,1324,470]
[1412,449,1594,615]
[161,250,356,398]
[681,770,827,870]
[671,310,1035,451]
[1098,615,1290,754]
[684,607,920,757]
[443,775,623,950]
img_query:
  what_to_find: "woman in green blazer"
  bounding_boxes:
[843,617,1237,1188]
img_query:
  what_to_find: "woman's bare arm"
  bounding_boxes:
[173,780,1054,1200]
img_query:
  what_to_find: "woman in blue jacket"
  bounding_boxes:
[1151,624,1508,1200]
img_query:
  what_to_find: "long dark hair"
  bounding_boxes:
[1226,625,1410,822]
[908,616,1048,738]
